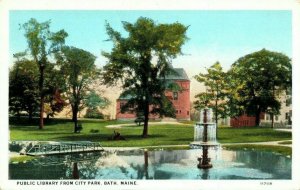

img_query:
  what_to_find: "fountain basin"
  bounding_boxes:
[190,141,220,149]
[9,148,291,180]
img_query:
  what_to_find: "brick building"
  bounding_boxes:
[116,68,190,120]
[230,92,292,128]
[230,113,264,127]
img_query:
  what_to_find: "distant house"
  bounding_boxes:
[230,113,264,127]
[260,93,292,128]
[230,92,292,128]
[116,68,191,120]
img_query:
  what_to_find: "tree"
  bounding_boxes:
[44,89,66,119]
[9,58,39,120]
[21,18,68,129]
[194,62,227,128]
[44,64,68,119]
[83,90,110,110]
[83,90,110,119]
[56,46,97,133]
[101,17,188,137]
[228,49,292,126]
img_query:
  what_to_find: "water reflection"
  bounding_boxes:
[72,162,79,179]
[9,149,291,180]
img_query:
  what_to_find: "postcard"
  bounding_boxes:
[1,0,300,189]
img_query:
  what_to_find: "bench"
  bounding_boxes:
[75,124,83,133]
[134,117,145,126]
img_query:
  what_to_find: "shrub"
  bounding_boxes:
[84,107,104,119]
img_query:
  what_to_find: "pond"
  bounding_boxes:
[9,148,291,180]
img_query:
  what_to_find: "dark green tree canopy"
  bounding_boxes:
[228,49,291,125]
[56,46,98,132]
[102,17,188,137]
[9,58,39,119]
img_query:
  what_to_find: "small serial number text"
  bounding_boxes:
[260,182,272,185]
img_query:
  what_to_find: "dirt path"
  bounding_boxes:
[222,140,292,147]
[105,121,190,129]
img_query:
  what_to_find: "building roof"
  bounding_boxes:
[118,93,134,100]
[164,68,189,80]
[118,68,189,100]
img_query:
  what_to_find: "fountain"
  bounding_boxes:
[190,107,220,169]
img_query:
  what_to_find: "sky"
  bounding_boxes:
[10,10,292,72]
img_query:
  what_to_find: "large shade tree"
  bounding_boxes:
[21,18,68,129]
[228,49,292,126]
[9,58,39,120]
[101,17,188,137]
[56,46,97,132]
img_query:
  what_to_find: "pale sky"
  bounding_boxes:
[10,10,291,69]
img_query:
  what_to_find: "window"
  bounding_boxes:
[173,92,178,100]
[176,110,179,114]
[187,111,189,115]
[120,102,125,109]
[286,112,289,120]
[275,116,279,121]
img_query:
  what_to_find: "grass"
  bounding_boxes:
[217,126,291,143]
[223,144,292,156]
[278,140,292,145]
[9,155,36,163]
[10,118,292,147]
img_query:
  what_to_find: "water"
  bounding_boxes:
[9,149,291,180]
[194,123,217,142]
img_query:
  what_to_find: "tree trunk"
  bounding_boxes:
[39,65,45,129]
[271,113,274,128]
[72,103,79,133]
[141,54,151,138]
[255,108,261,126]
[72,105,76,122]
[142,98,149,138]
[215,97,218,138]
[28,110,33,121]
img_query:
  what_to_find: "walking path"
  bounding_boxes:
[105,121,190,128]
[274,128,292,132]
[222,140,292,147]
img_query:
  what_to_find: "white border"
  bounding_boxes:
[1,0,299,190]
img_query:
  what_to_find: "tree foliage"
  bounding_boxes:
[101,17,188,137]
[21,18,68,129]
[83,90,110,119]
[194,62,228,125]
[83,90,110,110]
[9,55,66,120]
[227,49,292,126]
[56,46,97,132]
[9,58,39,119]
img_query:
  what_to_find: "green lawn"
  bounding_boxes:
[10,118,292,147]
